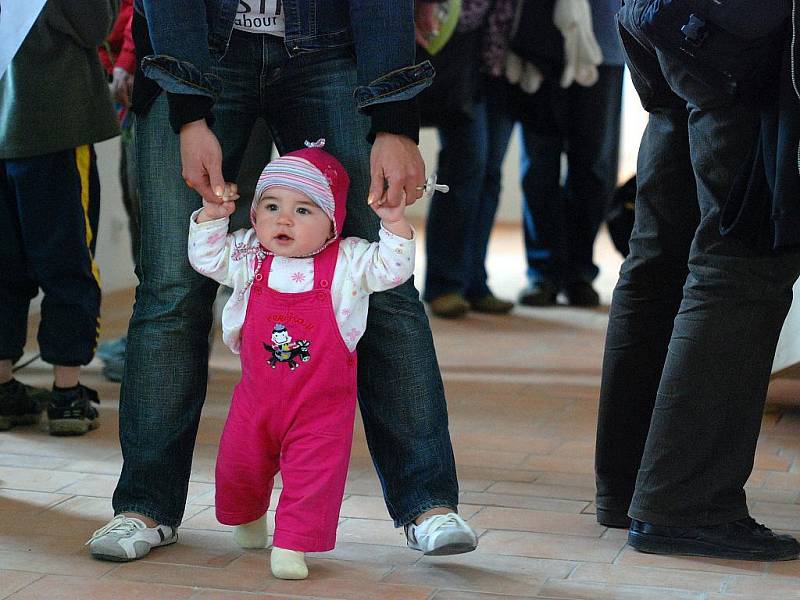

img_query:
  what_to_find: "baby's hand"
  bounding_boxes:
[198,183,239,222]
[369,192,413,239]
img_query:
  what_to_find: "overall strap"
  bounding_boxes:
[313,238,340,290]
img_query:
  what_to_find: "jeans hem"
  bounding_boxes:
[395,499,458,528]
[628,505,750,528]
[114,505,182,529]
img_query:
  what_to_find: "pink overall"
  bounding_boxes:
[215,239,358,552]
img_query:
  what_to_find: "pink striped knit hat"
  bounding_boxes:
[251,139,349,247]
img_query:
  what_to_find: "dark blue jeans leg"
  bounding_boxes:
[563,65,624,285]
[114,33,259,525]
[261,41,458,525]
[465,93,515,300]
[520,130,564,286]
[423,111,487,302]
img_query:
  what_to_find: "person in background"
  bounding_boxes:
[515,0,623,308]
[0,0,119,435]
[418,0,518,319]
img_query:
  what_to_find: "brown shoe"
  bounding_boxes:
[428,293,470,319]
[468,294,514,315]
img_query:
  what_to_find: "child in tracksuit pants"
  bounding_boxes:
[188,140,415,579]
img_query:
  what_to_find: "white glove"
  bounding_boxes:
[505,52,545,95]
[553,0,603,88]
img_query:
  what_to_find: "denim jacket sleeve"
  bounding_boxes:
[138,0,222,101]
[348,0,435,142]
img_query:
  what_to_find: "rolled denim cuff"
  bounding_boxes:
[354,61,435,111]
[166,93,215,134]
[141,54,222,100]
[366,100,420,145]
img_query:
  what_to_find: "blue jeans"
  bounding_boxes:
[594,11,800,527]
[114,31,458,528]
[424,81,515,301]
[521,65,623,287]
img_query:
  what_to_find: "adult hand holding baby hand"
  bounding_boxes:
[197,183,239,223]
[368,133,426,210]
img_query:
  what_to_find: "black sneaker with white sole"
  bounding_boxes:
[47,384,99,436]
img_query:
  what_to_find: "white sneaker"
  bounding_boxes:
[405,512,478,555]
[86,515,177,561]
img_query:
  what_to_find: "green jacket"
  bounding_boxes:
[0,0,120,159]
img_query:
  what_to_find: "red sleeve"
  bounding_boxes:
[115,5,137,74]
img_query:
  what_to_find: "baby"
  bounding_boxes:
[188,140,415,579]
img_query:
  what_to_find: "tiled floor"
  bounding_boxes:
[3,225,800,599]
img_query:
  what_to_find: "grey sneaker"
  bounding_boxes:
[405,513,478,556]
[86,515,177,562]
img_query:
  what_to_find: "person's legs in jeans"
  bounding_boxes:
[113,31,261,527]
[563,65,624,290]
[423,112,487,305]
[261,42,459,526]
[594,23,697,524]
[470,82,516,300]
[520,130,565,290]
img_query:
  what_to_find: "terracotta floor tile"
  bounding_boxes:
[476,530,625,562]
[6,574,195,600]
[0,570,41,600]
[0,489,71,513]
[0,466,86,493]
[431,592,551,600]
[191,592,297,600]
[459,491,589,514]
[616,547,767,575]
[384,561,546,596]
[0,550,115,577]
[486,481,595,502]
[470,507,605,537]
[569,563,730,592]
[724,574,800,598]
[538,579,705,600]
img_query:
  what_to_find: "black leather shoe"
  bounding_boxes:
[563,282,600,307]
[628,517,800,561]
[596,509,631,529]
[518,282,558,307]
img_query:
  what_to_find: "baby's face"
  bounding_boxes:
[254,187,333,257]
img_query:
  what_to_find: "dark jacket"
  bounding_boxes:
[718,14,800,251]
[0,0,120,159]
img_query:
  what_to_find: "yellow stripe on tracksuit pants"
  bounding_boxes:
[0,144,102,366]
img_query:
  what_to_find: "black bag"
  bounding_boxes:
[606,176,637,257]
[639,0,788,95]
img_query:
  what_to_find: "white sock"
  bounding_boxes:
[270,546,308,579]
[233,514,268,549]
